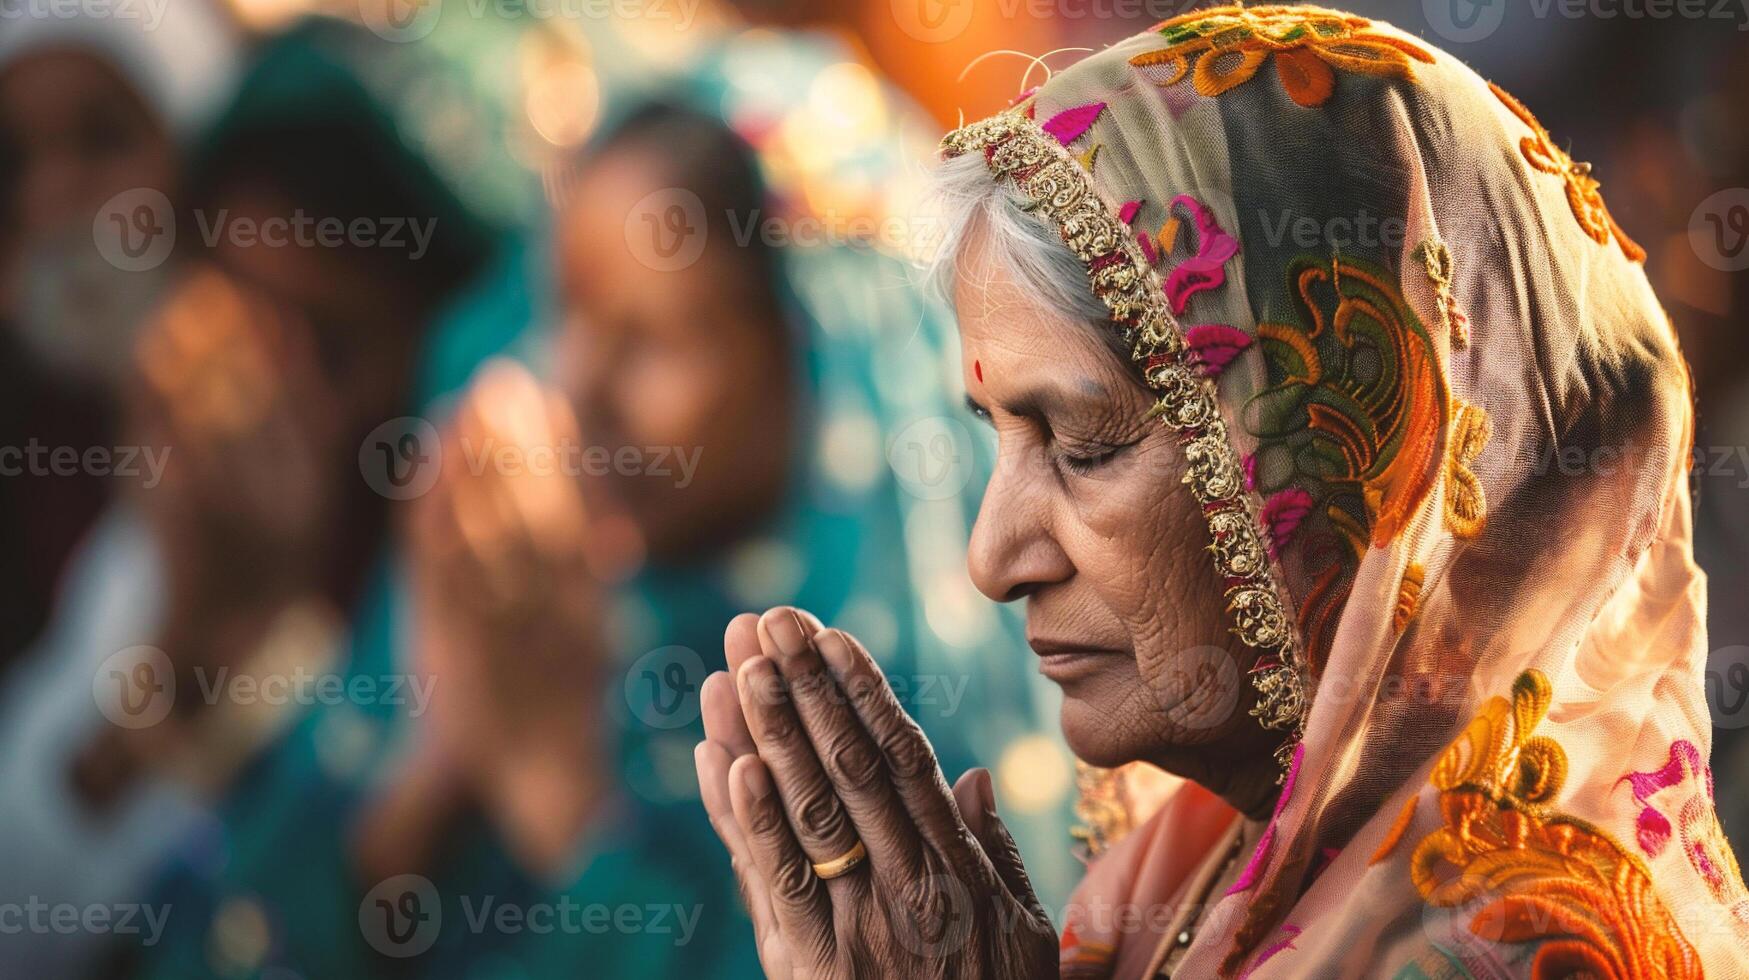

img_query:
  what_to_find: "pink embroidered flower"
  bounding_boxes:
[1261,488,1314,559]
[1183,323,1252,377]
[1162,194,1239,316]
[1042,101,1106,146]
[1619,739,1749,912]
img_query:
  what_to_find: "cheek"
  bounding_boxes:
[1060,440,1207,623]
[1060,441,1239,723]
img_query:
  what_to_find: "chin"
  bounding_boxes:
[1058,696,1149,769]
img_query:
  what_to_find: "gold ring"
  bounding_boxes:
[811,840,868,880]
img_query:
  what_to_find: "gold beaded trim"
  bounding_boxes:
[942,110,1308,765]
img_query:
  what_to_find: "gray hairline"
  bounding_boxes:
[923,151,1128,362]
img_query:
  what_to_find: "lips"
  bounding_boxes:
[1028,638,1124,683]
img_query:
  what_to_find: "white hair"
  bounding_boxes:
[923,151,1112,332]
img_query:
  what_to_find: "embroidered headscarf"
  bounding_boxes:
[941,6,1749,976]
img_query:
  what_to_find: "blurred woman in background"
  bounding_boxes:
[0,7,240,977]
[0,0,237,673]
[0,17,495,979]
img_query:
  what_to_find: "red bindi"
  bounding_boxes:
[974,360,983,383]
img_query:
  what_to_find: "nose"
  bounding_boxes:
[968,442,1074,603]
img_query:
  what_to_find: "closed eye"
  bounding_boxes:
[1056,442,1130,476]
[964,394,992,424]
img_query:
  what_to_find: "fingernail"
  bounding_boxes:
[736,655,764,691]
[816,629,852,674]
[765,608,809,661]
[975,767,996,817]
[737,656,779,706]
[740,759,772,799]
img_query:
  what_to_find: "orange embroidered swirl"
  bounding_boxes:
[1129,5,1434,108]
[1374,670,1704,979]
[1249,255,1448,671]
[1491,82,1647,263]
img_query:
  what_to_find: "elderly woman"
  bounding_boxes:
[694,5,1749,977]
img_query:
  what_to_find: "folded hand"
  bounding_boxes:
[695,607,1057,979]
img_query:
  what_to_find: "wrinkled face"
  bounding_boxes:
[956,229,1261,771]
[553,146,793,560]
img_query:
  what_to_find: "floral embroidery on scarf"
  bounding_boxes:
[1415,239,1471,348]
[1393,561,1425,634]
[1246,254,1448,672]
[1375,670,1704,979]
[1490,82,1647,263]
[1043,101,1106,145]
[1443,401,1490,540]
[1129,5,1434,109]
[1619,740,1749,920]
[1163,194,1241,315]
[1260,487,1314,559]
[1184,323,1253,377]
